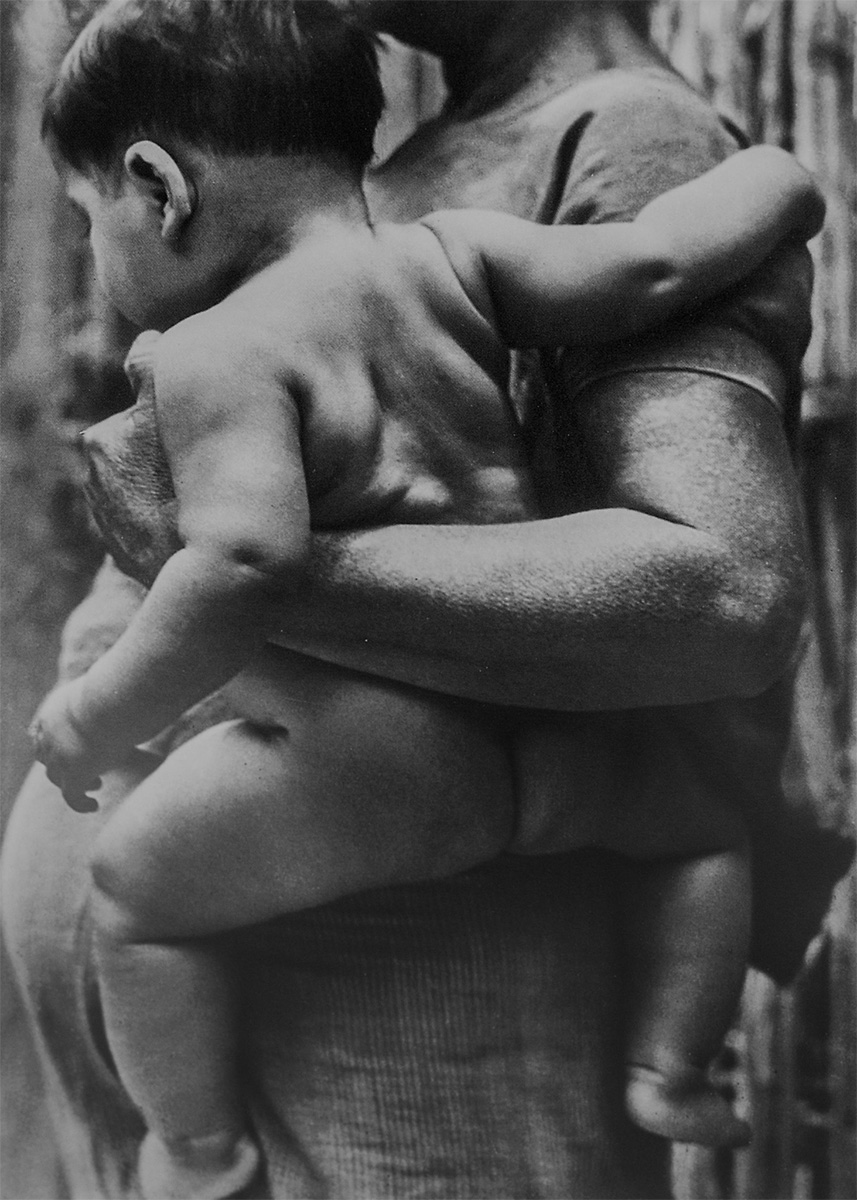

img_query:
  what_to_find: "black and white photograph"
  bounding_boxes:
[1,2,854,1197]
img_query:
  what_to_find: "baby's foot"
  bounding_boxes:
[138,1128,261,1199]
[625,1064,751,1147]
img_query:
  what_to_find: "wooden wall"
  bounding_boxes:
[1,3,854,1198]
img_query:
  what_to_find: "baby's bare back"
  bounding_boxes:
[83,221,539,588]
[222,220,539,530]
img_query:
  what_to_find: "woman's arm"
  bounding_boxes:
[271,369,808,711]
[432,145,824,347]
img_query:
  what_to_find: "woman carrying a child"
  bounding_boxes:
[4,3,851,1198]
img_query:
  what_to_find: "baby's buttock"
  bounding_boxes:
[221,650,644,870]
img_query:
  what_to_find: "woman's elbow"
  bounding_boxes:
[712,557,809,696]
[626,231,685,317]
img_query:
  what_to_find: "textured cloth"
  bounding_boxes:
[2,61,851,1200]
[3,758,668,1200]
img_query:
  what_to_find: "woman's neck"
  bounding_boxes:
[437,2,665,117]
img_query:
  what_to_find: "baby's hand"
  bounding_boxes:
[29,681,103,812]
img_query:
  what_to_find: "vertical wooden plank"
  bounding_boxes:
[828,873,856,1198]
[651,4,855,1197]
[793,0,857,410]
[1,0,104,827]
[1,6,106,1197]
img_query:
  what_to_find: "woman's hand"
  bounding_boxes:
[28,680,104,812]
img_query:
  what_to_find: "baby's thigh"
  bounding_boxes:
[93,683,514,938]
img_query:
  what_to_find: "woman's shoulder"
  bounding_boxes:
[534,67,730,139]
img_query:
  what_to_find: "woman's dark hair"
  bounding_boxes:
[43,0,384,173]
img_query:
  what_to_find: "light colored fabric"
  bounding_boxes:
[566,325,787,414]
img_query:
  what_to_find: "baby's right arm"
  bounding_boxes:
[38,321,312,791]
[432,145,824,348]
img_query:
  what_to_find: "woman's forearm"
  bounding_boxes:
[273,506,801,711]
[274,370,809,711]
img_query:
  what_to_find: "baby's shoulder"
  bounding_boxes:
[146,306,282,406]
[371,216,502,336]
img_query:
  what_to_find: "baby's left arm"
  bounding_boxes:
[31,327,310,806]
[433,145,824,348]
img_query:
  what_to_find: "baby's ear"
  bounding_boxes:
[123,140,195,243]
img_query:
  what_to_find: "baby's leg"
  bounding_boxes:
[90,690,513,1198]
[622,846,752,1147]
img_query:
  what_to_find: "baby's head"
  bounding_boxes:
[43,0,384,327]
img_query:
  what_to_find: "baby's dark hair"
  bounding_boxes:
[43,0,384,174]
